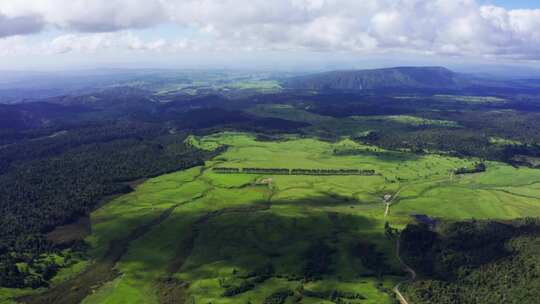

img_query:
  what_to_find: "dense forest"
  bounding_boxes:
[296,93,540,164]
[400,218,540,304]
[0,121,224,288]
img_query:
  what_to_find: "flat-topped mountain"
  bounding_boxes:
[285,66,471,91]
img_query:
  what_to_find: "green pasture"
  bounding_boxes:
[432,95,508,104]
[380,115,460,128]
[8,131,540,304]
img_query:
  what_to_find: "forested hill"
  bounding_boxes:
[284,67,467,91]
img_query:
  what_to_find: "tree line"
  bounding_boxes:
[213,167,376,176]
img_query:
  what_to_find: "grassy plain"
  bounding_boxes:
[8,131,540,304]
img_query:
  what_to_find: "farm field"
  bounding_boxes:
[11,132,540,304]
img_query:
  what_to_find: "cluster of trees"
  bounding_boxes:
[222,280,256,297]
[0,254,64,289]
[401,218,540,303]
[263,289,294,304]
[454,162,487,175]
[0,121,222,288]
[213,167,376,176]
[300,287,367,304]
[242,263,275,281]
[222,263,275,297]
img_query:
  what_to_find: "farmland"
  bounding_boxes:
[8,131,540,304]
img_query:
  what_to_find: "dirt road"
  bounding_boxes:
[393,235,416,304]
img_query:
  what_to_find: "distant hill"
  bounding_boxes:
[284,66,474,91]
[0,102,92,131]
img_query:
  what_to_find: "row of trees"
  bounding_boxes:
[213,167,376,176]
[245,168,291,174]
[212,167,241,173]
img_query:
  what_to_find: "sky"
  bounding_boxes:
[1,0,540,71]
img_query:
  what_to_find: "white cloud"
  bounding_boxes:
[0,35,31,55]
[0,13,44,37]
[1,0,540,60]
[46,32,189,54]
[0,32,172,56]
[0,0,164,32]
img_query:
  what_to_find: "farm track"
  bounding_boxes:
[490,188,540,200]
[393,235,416,304]
[384,173,477,217]
[383,178,429,217]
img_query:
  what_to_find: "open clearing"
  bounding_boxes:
[11,132,540,304]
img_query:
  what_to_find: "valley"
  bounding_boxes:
[2,67,540,304]
[6,132,540,304]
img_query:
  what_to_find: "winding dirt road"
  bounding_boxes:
[393,235,416,304]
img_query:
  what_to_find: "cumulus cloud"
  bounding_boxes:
[0,13,44,37]
[0,0,164,33]
[0,35,32,56]
[1,0,540,60]
[2,32,196,56]
[44,32,179,54]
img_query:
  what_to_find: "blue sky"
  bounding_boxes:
[1,0,540,71]
[486,0,540,9]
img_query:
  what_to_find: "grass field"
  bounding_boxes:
[489,136,522,146]
[381,115,460,128]
[8,132,540,304]
[432,95,508,104]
